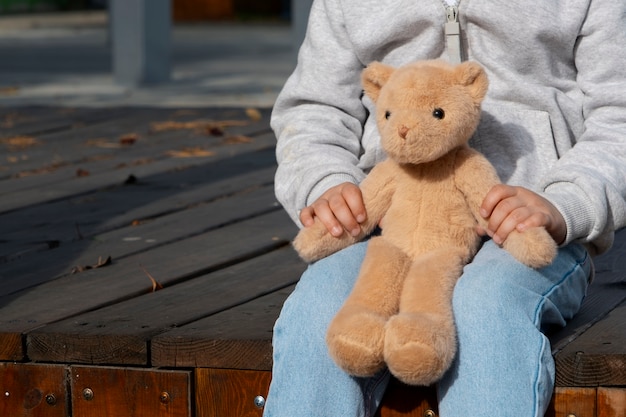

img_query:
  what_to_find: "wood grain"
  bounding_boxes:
[26,242,302,365]
[152,285,300,369]
[195,369,270,417]
[0,362,69,417]
[555,300,626,386]
[545,387,597,417]
[375,379,437,417]
[597,387,626,417]
[70,365,190,417]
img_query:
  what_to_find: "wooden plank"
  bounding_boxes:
[0,210,297,361]
[0,362,69,417]
[70,365,190,417]
[0,142,276,237]
[0,131,276,215]
[152,285,300,370]
[0,182,280,291]
[0,106,124,142]
[0,107,270,182]
[597,387,626,417]
[195,368,270,417]
[555,299,626,387]
[375,379,437,417]
[545,387,597,417]
[0,107,272,213]
[0,148,277,262]
[26,243,303,365]
[0,107,159,180]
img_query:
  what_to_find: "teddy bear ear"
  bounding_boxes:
[455,61,489,102]
[362,62,396,102]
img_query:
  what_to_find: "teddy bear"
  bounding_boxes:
[292,59,558,386]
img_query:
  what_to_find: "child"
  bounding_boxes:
[264,0,626,415]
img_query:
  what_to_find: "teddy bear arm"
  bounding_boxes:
[292,218,359,263]
[292,162,397,263]
[453,148,501,228]
[453,149,557,268]
[358,161,397,232]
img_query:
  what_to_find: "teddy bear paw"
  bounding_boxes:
[326,307,387,377]
[503,227,557,269]
[383,313,457,386]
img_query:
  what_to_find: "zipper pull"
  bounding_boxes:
[444,5,462,64]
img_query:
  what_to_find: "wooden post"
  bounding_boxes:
[110,0,171,87]
[291,0,313,61]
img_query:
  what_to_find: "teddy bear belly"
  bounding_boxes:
[381,204,479,258]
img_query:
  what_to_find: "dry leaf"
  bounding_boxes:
[1,136,39,150]
[84,138,121,148]
[76,168,90,177]
[141,265,163,292]
[246,108,262,121]
[15,161,68,178]
[166,147,215,158]
[71,256,112,274]
[206,126,224,136]
[0,86,19,96]
[119,133,139,145]
[223,135,253,144]
[116,158,153,169]
[150,119,248,133]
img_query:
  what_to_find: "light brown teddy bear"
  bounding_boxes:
[292,59,557,386]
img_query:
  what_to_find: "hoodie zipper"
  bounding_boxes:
[442,1,462,63]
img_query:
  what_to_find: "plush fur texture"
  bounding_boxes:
[292,60,557,386]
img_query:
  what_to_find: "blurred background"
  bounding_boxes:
[0,0,305,107]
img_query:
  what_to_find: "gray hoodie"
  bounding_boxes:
[272,0,626,254]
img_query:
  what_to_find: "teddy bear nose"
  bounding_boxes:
[398,125,409,139]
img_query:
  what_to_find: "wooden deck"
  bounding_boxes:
[0,105,624,417]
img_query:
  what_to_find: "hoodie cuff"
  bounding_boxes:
[542,182,597,246]
[305,173,362,207]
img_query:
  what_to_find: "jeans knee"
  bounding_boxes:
[274,242,369,342]
[452,263,532,327]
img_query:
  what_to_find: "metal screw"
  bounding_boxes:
[82,388,94,401]
[159,391,171,404]
[254,395,266,408]
[45,394,57,406]
[424,410,437,417]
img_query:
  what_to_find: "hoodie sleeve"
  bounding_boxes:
[540,0,626,253]
[271,0,368,226]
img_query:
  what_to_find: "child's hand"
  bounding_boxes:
[479,184,566,245]
[299,182,367,237]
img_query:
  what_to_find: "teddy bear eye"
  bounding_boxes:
[385,111,391,120]
[432,108,445,120]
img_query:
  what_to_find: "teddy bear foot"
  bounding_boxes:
[383,313,457,386]
[326,307,387,377]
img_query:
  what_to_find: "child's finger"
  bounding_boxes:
[299,206,315,227]
[342,185,367,224]
[480,184,517,218]
[328,194,361,236]
[313,200,345,237]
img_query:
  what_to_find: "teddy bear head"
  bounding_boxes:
[362,60,488,165]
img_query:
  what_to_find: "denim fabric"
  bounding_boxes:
[263,239,591,417]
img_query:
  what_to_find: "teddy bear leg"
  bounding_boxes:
[384,248,467,386]
[326,236,410,377]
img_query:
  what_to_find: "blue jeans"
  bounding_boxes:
[263,239,591,417]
